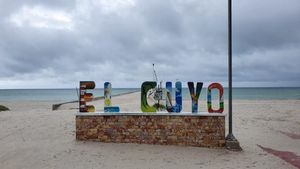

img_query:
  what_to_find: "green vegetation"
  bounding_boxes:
[0,105,9,111]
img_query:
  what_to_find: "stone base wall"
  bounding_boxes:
[76,114,225,148]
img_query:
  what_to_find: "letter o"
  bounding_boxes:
[207,83,224,113]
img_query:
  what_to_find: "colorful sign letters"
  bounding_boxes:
[104,82,120,113]
[79,81,95,112]
[141,81,157,112]
[79,81,224,113]
[207,83,224,113]
[165,81,182,113]
[187,82,203,113]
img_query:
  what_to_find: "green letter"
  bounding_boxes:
[141,81,157,112]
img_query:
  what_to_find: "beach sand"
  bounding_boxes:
[0,92,299,169]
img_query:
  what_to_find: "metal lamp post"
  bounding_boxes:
[225,0,242,151]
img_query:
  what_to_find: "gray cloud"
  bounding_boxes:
[234,0,300,54]
[0,0,299,88]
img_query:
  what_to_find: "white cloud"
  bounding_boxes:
[9,5,73,30]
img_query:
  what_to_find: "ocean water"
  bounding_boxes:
[0,87,299,102]
[0,88,138,102]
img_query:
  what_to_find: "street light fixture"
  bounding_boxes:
[225,0,242,151]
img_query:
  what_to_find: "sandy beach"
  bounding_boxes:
[0,92,299,169]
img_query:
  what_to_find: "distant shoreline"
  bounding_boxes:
[1,87,300,90]
[0,87,299,102]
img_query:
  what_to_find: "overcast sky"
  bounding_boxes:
[0,0,299,88]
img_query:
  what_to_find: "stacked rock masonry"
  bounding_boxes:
[76,114,225,148]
